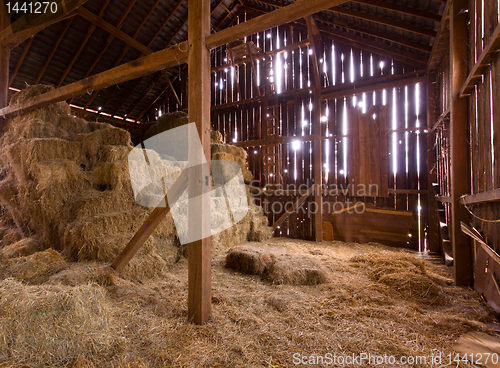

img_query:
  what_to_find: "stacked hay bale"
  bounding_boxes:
[0,85,271,283]
[143,112,272,253]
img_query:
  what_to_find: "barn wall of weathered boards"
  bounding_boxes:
[427,0,500,297]
[143,12,430,251]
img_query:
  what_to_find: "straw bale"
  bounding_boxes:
[7,117,71,140]
[70,189,135,219]
[82,127,131,157]
[97,145,132,163]
[9,84,70,117]
[212,151,246,169]
[211,130,223,143]
[62,212,139,261]
[17,138,85,170]
[262,254,328,285]
[91,161,130,191]
[1,237,40,258]
[0,279,120,367]
[5,248,67,284]
[144,112,188,140]
[247,206,272,241]
[225,247,274,275]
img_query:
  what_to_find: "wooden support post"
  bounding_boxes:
[426,74,440,254]
[450,0,472,286]
[0,45,8,109]
[306,15,323,242]
[0,0,10,131]
[187,0,211,325]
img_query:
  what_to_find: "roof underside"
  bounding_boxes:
[6,0,445,123]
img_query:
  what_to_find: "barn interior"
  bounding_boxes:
[1,0,500,366]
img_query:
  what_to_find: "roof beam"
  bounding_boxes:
[70,106,138,128]
[328,6,437,38]
[353,0,442,22]
[321,70,427,100]
[57,0,112,86]
[243,6,427,68]
[317,13,432,53]
[67,0,137,105]
[251,0,438,38]
[8,37,34,86]
[316,23,427,68]
[76,6,152,56]
[0,0,85,48]
[0,42,187,119]
[426,0,450,72]
[34,18,73,84]
[81,0,184,113]
[206,0,348,49]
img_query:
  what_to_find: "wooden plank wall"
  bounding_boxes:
[209,17,428,248]
[466,0,500,253]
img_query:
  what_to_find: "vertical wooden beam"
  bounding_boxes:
[0,0,10,129]
[426,74,440,254]
[450,0,472,285]
[188,0,211,324]
[0,45,8,109]
[306,15,323,242]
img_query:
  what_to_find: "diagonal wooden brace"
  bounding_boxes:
[111,169,189,272]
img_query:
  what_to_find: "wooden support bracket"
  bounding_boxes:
[111,170,188,272]
[272,184,316,230]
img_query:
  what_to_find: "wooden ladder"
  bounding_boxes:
[262,54,281,187]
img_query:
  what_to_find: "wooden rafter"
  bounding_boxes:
[316,11,433,52]
[328,7,437,38]
[252,0,438,38]
[135,71,183,121]
[124,0,238,120]
[242,6,428,68]
[353,0,442,22]
[0,42,187,119]
[206,0,350,49]
[56,0,112,87]
[66,1,137,105]
[245,2,433,53]
[322,70,426,100]
[426,0,451,72]
[316,23,427,69]
[0,0,84,48]
[33,18,73,85]
[8,36,34,86]
[80,0,176,110]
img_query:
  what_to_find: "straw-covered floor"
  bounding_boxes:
[0,238,497,367]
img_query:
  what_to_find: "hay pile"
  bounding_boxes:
[225,246,328,285]
[0,85,271,284]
